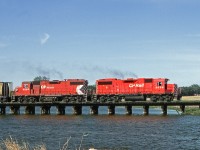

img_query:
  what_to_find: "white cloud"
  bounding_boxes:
[40,33,50,45]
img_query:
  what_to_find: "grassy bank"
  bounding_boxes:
[169,106,200,115]
[181,96,200,101]
[170,96,200,115]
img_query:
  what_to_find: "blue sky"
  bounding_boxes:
[0,0,200,86]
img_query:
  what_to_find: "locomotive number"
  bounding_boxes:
[156,86,164,89]
[23,88,29,91]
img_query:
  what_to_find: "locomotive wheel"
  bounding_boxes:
[18,97,23,103]
[110,97,115,103]
[150,96,157,102]
[76,96,82,102]
[62,96,69,102]
[163,96,167,102]
[99,96,105,103]
[28,97,34,103]
[62,98,69,103]
[159,96,165,102]
[106,96,111,102]
[70,97,75,102]
[23,97,29,103]
[111,96,118,103]
[40,98,44,102]
[165,96,171,102]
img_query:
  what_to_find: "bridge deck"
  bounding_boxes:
[0,101,200,106]
[0,100,199,115]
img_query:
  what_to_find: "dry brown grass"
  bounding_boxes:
[0,136,46,150]
[0,136,75,150]
[181,96,200,101]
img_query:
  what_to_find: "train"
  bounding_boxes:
[0,77,181,103]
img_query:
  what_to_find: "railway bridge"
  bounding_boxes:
[0,101,199,115]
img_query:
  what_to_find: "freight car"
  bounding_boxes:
[93,78,181,102]
[13,79,88,102]
[0,82,13,102]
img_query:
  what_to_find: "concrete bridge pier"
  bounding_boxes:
[25,106,35,115]
[73,106,82,115]
[161,105,168,115]
[41,105,51,115]
[108,105,115,115]
[125,105,132,115]
[180,105,185,113]
[10,106,20,115]
[57,106,65,115]
[90,106,99,115]
[143,105,149,115]
[0,106,6,115]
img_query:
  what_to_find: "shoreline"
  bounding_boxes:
[170,96,200,115]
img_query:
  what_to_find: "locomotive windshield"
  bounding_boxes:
[23,84,29,89]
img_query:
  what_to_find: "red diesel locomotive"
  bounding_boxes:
[14,79,88,102]
[94,78,181,102]
[9,77,181,103]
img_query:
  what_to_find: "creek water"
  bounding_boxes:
[0,107,200,150]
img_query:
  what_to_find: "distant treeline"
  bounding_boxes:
[181,84,200,96]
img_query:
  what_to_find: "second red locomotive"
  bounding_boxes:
[95,78,181,102]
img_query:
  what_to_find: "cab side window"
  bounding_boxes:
[157,82,162,86]
[24,84,29,89]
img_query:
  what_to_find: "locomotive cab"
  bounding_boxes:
[15,82,32,96]
[152,78,168,94]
